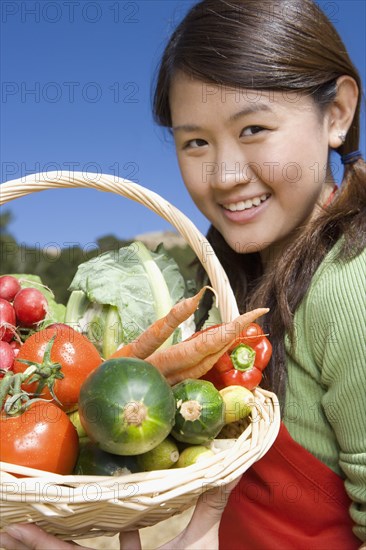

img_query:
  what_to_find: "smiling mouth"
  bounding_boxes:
[221,194,270,212]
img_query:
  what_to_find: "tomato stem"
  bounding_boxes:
[0,365,38,414]
[16,334,64,403]
[0,372,14,408]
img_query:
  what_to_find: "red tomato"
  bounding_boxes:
[13,325,102,411]
[0,401,79,474]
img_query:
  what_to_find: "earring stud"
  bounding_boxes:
[338,131,346,144]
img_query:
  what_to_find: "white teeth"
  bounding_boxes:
[223,194,268,212]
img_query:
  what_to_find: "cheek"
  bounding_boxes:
[178,159,208,201]
[264,142,327,194]
[282,163,303,183]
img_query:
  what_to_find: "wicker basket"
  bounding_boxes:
[0,172,281,540]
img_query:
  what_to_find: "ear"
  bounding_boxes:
[327,75,359,149]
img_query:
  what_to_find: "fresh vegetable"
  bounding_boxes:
[9,274,66,328]
[13,324,102,411]
[202,323,272,390]
[13,287,48,327]
[78,358,176,455]
[0,341,15,373]
[110,286,213,360]
[175,445,215,468]
[0,275,66,347]
[65,242,191,358]
[0,298,16,342]
[171,379,225,444]
[219,385,255,424]
[9,340,21,357]
[0,367,78,474]
[74,440,139,476]
[145,308,269,385]
[68,409,88,438]
[0,400,79,474]
[0,276,21,302]
[136,437,179,471]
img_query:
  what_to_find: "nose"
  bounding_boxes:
[204,143,253,190]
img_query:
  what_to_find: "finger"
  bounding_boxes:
[0,531,31,550]
[188,476,242,531]
[198,476,240,511]
[166,487,225,550]
[2,525,81,550]
[119,530,141,550]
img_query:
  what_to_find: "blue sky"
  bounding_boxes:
[1,0,365,248]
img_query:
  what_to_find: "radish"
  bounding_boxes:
[13,288,48,327]
[0,299,16,342]
[0,276,21,302]
[9,340,22,357]
[0,341,15,372]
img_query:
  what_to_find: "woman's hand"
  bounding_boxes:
[0,480,239,550]
[0,525,79,550]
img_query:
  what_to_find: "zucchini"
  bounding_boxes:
[74,440,139,476]
[78,358,176,455]
[171,379,225,444]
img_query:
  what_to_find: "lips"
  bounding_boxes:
[221,193,270,212]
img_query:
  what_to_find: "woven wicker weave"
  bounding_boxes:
[0,172,280,540]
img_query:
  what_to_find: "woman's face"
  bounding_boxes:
[170,72,335,261]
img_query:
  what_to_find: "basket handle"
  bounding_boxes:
[0,172,240,322]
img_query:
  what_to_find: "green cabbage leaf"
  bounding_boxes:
[65,242,191,358]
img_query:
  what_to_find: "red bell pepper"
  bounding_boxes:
[202,323,272,391]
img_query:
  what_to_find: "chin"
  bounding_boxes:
[225,236,265,255]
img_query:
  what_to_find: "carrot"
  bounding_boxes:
[166,350,225,385]
[109,286,215,360]
[165,347,237,386]
[146,307,269,382]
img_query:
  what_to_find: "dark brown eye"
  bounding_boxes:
[241,126,264,136]
[184,138,208,149]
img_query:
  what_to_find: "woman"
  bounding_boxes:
[154,2,365,547]
[1,0,365,548]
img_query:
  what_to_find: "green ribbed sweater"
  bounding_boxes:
[283,240,366,541]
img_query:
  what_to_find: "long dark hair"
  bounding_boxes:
[153,0,366,400]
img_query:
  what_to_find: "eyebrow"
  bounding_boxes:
[173,103,272,133]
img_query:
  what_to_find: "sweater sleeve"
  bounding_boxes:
[310,247,366,542]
